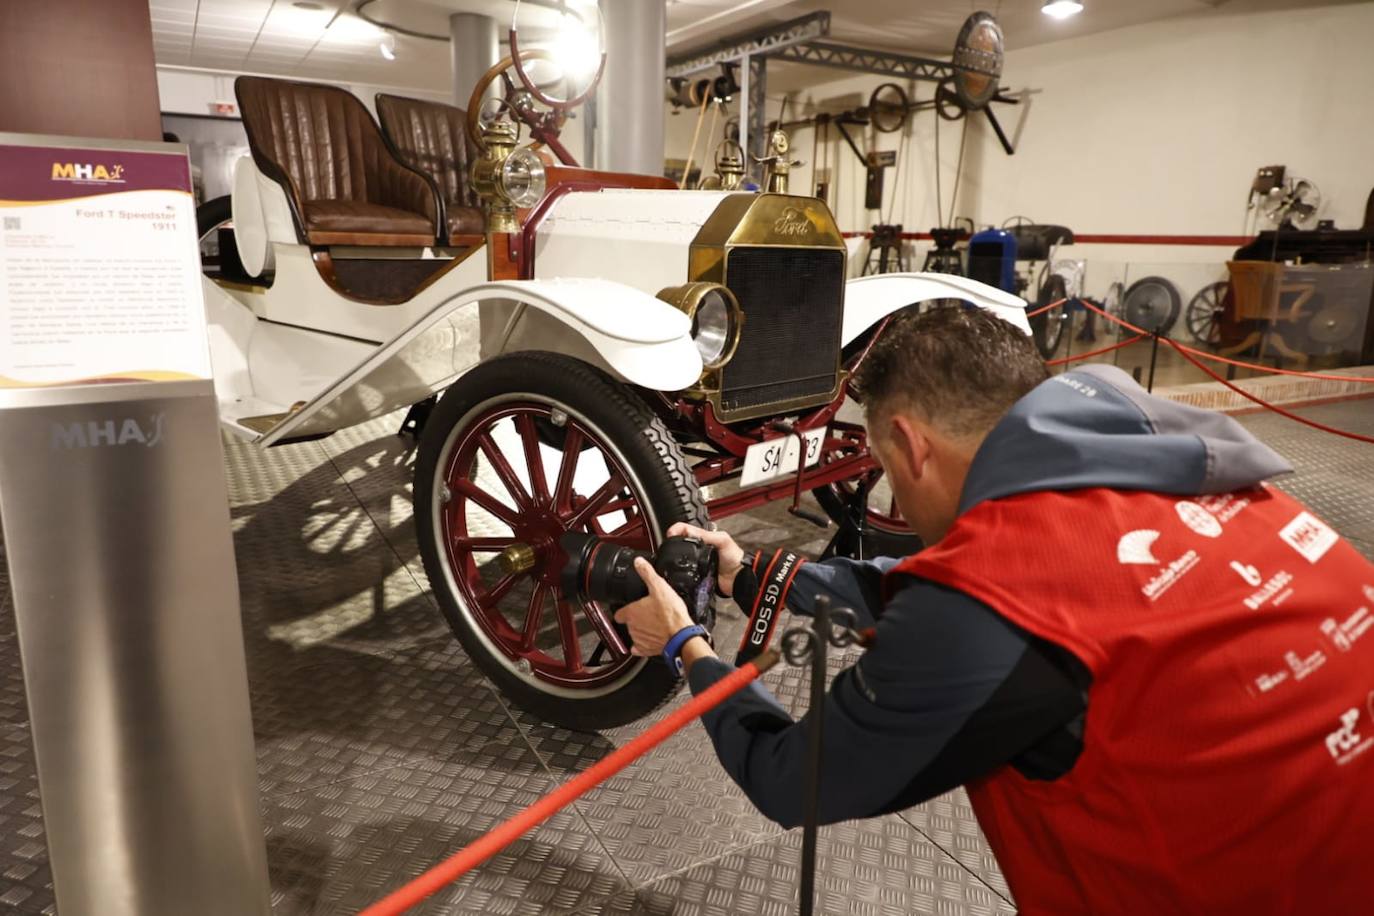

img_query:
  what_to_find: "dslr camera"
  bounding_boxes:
[560,531,718,626]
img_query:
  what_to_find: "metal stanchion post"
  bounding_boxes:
[799,595,830,916]
[1147,331,1161,392]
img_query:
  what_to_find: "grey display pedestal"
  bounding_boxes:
[0,379,270,916]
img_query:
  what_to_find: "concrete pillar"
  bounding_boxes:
[592,0,666,175]
[451,12,499,114]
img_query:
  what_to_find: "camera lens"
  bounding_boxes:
[560,532,649,606]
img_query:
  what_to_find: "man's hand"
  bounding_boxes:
[614,557,695,656]
[667,522,746,597]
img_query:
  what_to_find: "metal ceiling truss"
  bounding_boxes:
[665,11,1009,179]
[768,41,959,83]
[665,12,831,79]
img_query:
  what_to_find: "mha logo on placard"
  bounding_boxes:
[50,414,165,450]
[51,162,126,183]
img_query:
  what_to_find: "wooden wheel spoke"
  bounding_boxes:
[567,473,628,531]
[552,426,583,513]
[581,603,629,661]
[453,478,521,527]
[520,582,548,651]
[480,573,520,607]
[477,432,532,510]
[553,588,584,672]
[452,536,517,551]
[514,414,552,506]
[600,517,650,549]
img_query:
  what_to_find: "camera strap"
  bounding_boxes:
[735,548,806,666]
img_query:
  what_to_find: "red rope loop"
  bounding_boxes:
[1046,334,1148,367]
[358,651,781,916]
[1024,297,1068,319]
[1161,339,1374,445]
[1071,297,1374,385]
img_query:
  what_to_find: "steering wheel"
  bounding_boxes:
[465,44,604,167]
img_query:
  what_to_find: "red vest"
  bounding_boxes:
[894,484,1374,915]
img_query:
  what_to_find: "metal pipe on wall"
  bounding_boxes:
[592,0,666,174]
[450,12,499,110]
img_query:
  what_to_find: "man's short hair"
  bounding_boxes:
[853,305,1049,440]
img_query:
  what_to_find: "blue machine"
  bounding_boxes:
[967,227,1018,294]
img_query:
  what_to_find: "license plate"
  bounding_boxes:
[739,427,827,489]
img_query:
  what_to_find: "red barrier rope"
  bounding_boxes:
[1162,340,1374,445]
[1047,334,1147,367]
[1024,298,1068,319]
[358,650,781,916]
[1071,297,1374,384]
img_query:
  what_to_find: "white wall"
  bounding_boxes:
[665,2,1374,295]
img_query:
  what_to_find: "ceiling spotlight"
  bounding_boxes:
[1042,0,1084,19]
[379,32,397,60]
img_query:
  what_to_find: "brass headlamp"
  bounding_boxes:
[657,281,743,373]
[470,119,547,234]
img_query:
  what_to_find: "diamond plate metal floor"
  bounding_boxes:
[1,398,1370,914]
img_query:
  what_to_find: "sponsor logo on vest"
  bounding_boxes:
[1175,500,1223,538]
[1251,667,1289,695]
[51,162,126,183]
[1320,607,1371,653]
[1240,567,1295,611]
[1141,549,1200,601]
[1285,647,1325,680]
[1279,511,1338,564]
[1196,493,1251,524]
[50,415,165,450]
[771,207,813,238]
[1050,375,1097,398]
[1231,561,1262,587]
[1325,707,1373,766]
[1116,530,1160,565]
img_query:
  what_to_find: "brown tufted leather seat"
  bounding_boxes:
[375,93,487,244]
[235,76,440,247]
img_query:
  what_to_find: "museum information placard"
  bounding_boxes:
[0,140,211,388]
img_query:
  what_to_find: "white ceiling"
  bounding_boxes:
[149,0,1369,94]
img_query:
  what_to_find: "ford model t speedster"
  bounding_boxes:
[197,22,1028,728]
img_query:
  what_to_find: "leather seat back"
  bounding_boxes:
[376,94,485,242]
[235,76,438,246]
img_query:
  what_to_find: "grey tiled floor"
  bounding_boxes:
[1,398,1371,914]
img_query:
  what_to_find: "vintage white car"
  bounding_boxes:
[197,47,1028,728]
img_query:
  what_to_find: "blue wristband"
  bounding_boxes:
[662,624,710,676]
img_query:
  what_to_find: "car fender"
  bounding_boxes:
[257,277,701,444]
[842,273,1031,344]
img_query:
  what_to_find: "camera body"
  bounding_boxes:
[560,531,718,625]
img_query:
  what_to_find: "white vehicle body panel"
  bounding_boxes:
[205,275,701,443]
[842,273,1032,342]
[534,189,730,293]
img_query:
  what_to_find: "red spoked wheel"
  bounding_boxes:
[415,352,708,729]
[812,422,924,558]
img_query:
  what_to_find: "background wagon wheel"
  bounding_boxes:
[1185,281,1228,347]
[415,352,709,730]
[1030,271,1069,359]
[1122,275,1182,335]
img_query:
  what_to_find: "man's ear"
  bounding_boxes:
[887,413,932,482]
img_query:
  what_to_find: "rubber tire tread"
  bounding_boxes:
[414,351,710,731]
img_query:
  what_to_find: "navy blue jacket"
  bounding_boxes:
[687,364,1291,828]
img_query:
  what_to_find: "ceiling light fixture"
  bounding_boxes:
[379,32,397,60]
[291,1,324,9]
[1041,0,1084,19]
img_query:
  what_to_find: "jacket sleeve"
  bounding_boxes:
[689,576,1085,828]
